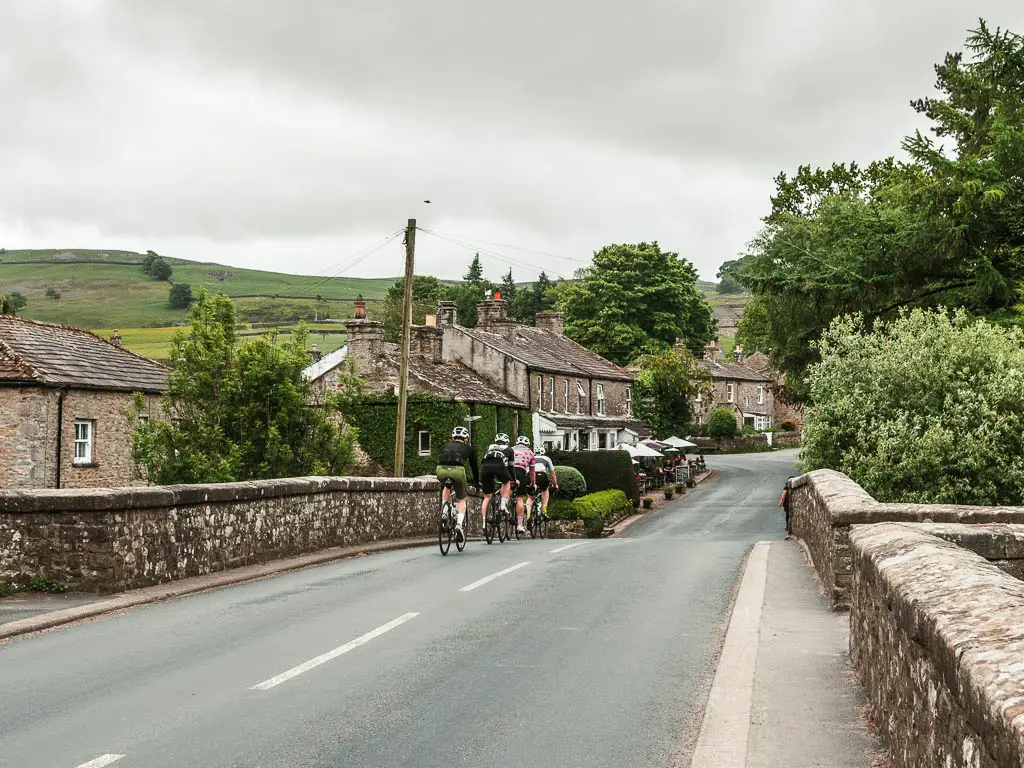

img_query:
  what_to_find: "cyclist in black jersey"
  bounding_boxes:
[479,433,515,531]
[435,427,479,538]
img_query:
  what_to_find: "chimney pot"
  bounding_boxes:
[353,297,367,320]
[436,301,458,328]
[476,299,510,331]
[344,319,384,365]
[309,343,323,364]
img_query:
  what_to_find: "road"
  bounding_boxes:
[0,451,796,768]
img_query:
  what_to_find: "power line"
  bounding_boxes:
[423,229,587,264]
[296,229,404,294]
[417,228,570,281]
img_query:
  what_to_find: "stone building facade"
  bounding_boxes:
[0,316,166,489]
[743,351,805,426]
[692,344,774,430]
[439,299,643,452]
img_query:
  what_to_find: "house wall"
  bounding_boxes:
[695,378,773,425]
[443,328,529,401]
[0,387,161,490]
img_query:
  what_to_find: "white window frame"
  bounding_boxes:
[549,377,555,412]
[74,420,94,465]
[576,381,585,414]
[417,430,431,456]
[625,386,632,416]
[596,383,606,416]
[537,375,544,411]
[758,385,765,405]
[563,380,569,413]
[727,383,735,403]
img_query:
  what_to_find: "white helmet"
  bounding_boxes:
[516,436,531,447]
[451,426,470,440]
[534,446,546,456]
[495,433,510,445]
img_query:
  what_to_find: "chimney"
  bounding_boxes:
[353,296,367,320]
[704,340,721,361]
[476,299,510,331]
[110,329,122,347]
[436,300,458,328]
[309,343,323,364]
[411,325,443,364]
[344,319,384,366]
[535,311,564,336]
[734,344,745,364]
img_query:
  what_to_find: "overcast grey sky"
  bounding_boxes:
[2,1,1023,283]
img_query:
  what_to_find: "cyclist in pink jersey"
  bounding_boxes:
[511,436,536,534]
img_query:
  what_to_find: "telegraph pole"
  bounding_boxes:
[394,218,416,476]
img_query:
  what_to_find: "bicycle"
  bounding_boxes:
[527,489,549,539]
[438,478,456,556]
[483,494,499,545]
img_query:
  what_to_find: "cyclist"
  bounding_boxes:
[532,446,559,515]
[479,433,515,531]
[511,436,536,534]
[436,426,480,541]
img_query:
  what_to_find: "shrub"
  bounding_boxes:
[169,283,194,309]
[740,424,758,436]
[642,497,653,509]
[547,498,578,520]
[554,465,587,499]
[664,488,674,500]
[804,309,1024,505]
[551,450,639,506]
[707,408,738,439]
[779,419,798,432]
[571,490,629,538]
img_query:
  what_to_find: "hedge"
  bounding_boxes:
[573,489,630,538]
[550,450,639,507]
[554,466,587,499]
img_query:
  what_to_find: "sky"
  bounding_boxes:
[2,1,1023,284]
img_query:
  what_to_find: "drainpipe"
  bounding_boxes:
[54,388,68,489]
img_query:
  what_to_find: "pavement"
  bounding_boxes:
[0,450,883,768]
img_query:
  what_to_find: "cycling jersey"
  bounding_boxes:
[533,454,555,475]
[482,443,515,466]
[437,440,479,485]
[512,445,534,471]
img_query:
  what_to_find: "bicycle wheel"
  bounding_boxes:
[513,507,523,541]
[539,513,549,539]
[439,504,452,556]
[456,511,467,552]
[484,500,496,545]
[498,508,508,543]
[528,514,536,539]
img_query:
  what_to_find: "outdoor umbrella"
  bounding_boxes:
[632,443,665,458]
[663,436,698,449]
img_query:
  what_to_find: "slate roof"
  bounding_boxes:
[461,325,632,381]
[303,345,524,407]
[701,359,772,382]
[0,315,168,393]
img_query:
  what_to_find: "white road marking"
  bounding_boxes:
[550,542,584,554]
[76,756,125,768]
[251,612,420,691]
[458,561,531,592]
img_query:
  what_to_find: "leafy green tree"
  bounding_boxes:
[168,283,194,309]
[557,242,714,366]
[632,346,712,437]
[716,260,743,294]
[374,275,447,341]
[737,23,1024,394]
[144,255,173,281]
[132,289,357,484]
[706,408,738,439]
[0,293,25,314]
[499,268,517,303]
[803,308,1024,505]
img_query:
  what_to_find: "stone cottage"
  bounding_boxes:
[0,316,167,488]
[743,351,805,427]
[438,298,645,453]
[693,343,774,430]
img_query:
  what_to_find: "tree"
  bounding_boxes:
[132,289,357,484]
[143,255,173,281]
[707,408,738,439]
[168,283,195,309]
[557,242,715,366]
[374,275,447,342]
[0,292,26,314]
[736,23,1024,395]
[464,253,484,284]
[632,346,712,437]
[716,260,743,294]
[803,308,1024,505]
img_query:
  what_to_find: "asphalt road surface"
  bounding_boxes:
[0,451,796,768]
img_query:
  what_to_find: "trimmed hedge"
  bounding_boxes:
[554,466,587,499]
[573,489,630,538]
[547,497,578,520]
[551,450,640,507]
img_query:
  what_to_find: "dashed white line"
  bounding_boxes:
[550,542,584,554]
[458,561,531,592]
[251,612,420,691]
[76,756,125,768]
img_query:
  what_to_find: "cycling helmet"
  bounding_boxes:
[516,436,531,447]
[534,446,546,456]
[495,433,510,445]
[451,426,470,440]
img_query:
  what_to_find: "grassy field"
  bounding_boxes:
[91,324,348,360]
[0,249,395,329]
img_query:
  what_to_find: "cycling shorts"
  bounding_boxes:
[480,460,511,495]
[535,473,550,492]
[513,467,532,496]
[435,465,468,500]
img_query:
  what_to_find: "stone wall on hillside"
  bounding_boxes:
[787,470,1024,608]
[0,476,439,593]
[850,523,1024,768]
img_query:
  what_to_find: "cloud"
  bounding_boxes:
[1,0,1022,282]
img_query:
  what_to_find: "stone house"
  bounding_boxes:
[743,351,805,427]
[0,316,167,489]
[693,343,774,430]
[438,298,644,453]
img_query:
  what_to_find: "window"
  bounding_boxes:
[755,415,769,431]
[563,380,569,413]
[576,381,585,414]
[549,377,555,412]
[598,432,607,449]
[74,420,93,465]
[596,384,605,415]
[694,390,703,403]
[418,430,431,456]
[625,386,632,416]
[758,385,765,405]
[537,376,544,410]
[580,431,590,450]
[563,434,570,450]
[727,383,735,403]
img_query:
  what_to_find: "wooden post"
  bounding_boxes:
[394,218,416,476]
